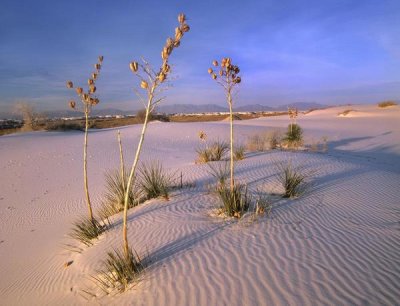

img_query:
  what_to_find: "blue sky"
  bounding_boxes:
[1,0,399,111]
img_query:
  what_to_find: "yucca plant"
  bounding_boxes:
[138,161,171,200]
[196,140,229,163]
[120,13,190,260]
[208,58,241,191]
[277,162,308,198]
[69,217,106,246]
[207,161,229,188]
[66,56,103,229]
[217,183,250,218]
[233,145,246,161]
[283,123,303,148]
[93,248,144,293]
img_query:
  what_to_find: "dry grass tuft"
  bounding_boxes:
[378,100,398,108]
[196,140,229,163]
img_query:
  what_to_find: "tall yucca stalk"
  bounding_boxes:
[208,58,241,192]
[66,56,104,224]
[122,14,190,258]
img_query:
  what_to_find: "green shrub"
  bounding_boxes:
[69,217,106,246]
[196,140,229,163]
[217,184,251,218]
[277,162,308,198]
[138,161,171,200]
[93,248,144,293]
[283,124,303,148]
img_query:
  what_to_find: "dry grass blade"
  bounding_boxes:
[138,161,171,200]
[196,140,229,163]
[69,217,106,246]
[277,162,309,198]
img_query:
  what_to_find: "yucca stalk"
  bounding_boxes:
[208,58,241,192]
[117,130,125,190]
[122,14,190,258]
[66,56,104,224]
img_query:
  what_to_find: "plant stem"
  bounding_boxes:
[122,84,155,258]
[117,130,125,190]
[228,91,234,192]
[83,104,94,223]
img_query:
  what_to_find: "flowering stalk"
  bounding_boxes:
[208,58,241,192]
[66,56,103,224]
[122,14,190,258]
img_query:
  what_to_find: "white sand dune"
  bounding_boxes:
[0,104,399,305]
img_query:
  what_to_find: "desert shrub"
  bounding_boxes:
[255,194,272,216]
[136,109,154,123]
[69,217,106,246]
[207,161,229,188]
[44,121,84,131]
[217,183,251,218]
[93,248,144,293]
[99,169,140,221]
[246,134,267,151]
[196,140,229,163]
[283,124,303,148]
[138,161,171,200]
[268,130,281,149]
[233,145,246,160]
[277,163,308,198]
[338,109,354,116]
[378,100,398,108]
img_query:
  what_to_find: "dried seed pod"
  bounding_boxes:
[234,77,241,84]
[173,40,181,47]
[163,63,170,73]
[83,93,89,101]
[166,37,174,48]
[158,73,166,82]
[178,13,186,24]
[88,79,94,85]
[207,68,213,74]
[129,61,138,73]
[92,73,98,80]
[161,49,168,60]
[95,63,101,70]
[66,81,73,88]
[212,60,218,67]
[140,80,148,89]
[175,27,183,41]
[181,24,190,33]
[219,70,223,76]
[93,98,99,105]
[98,55,104,62]
[212,73,217,80]
[89,85,96,94]
[69,100,76,109]
[76,87,83,95]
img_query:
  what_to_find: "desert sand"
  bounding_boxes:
[0,104,399,305]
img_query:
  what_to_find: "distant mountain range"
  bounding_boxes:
[0,102,329,119]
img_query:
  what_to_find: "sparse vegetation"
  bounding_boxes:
[69,217,106,246]
[207,161,229,188]
[196,140,229,163]
[138,161,171,200]
[216,183,251,218]
[282,123,303,149]
[277,162,308,198]
[233,145,246,160]
[378,100,397,108]
[338,109,354,116]
[44,121,84,131]
[246,130,282,151]
[255,194,272,216]
[93,248,144,293]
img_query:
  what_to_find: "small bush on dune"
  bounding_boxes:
[138,161,171,200]
[246,134,267,151]
[93,248,144,294]
[196,140,229,163]
[44,121,84,131]
[217,183,251,218]
[69,217,106,246]
[282,123,303,149]
[378,100,398,108]
[268,130,281,149]
[233,145,246,160]
[277,162,309,198]
[99,169,140,221]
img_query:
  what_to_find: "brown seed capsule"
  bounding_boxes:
[212,73,217,80]
[219,70,223,76]
[83,93,89,101]
[89,85,96,94]
[69,100,76,109]
[212,60,218,67]
[129,62,138,73]
[88,79,94,85]
[95,63,101,70]
[98,55,104,62]
[140,80,148,89]
[92,73,98,80]
[173,40,181,47]
[161,49,168,60]
[76,87,83,95]
[66,81,73,88]
[163,63,170,73]
[207,68,213,74]
[181,24,190,33]
[234,77,241,84]
[166,37,174,48]
[158,73,166,82]
[178,13,186,24]
[175,27,183,41]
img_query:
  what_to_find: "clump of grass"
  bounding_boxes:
[268,130,281,149]
[255,194,272,216]
[217,183,251,218]
[196,140,229,163]
[246,134,267,151]
[207,161,229,188]
[378,100,398,108]
[338,109,354,116]
[233,145,246,160]
[277,163,308,198]
[282,123,303,149]
[93,248,144,294]
[99,169,140,220]
[138,161,171,200]
[69,217,106,246]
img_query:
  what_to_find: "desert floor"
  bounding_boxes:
[0,104,399,305]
